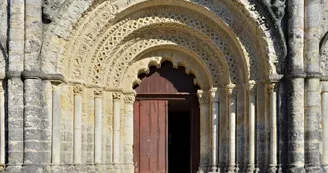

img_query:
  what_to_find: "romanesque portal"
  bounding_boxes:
[1,0,328,172]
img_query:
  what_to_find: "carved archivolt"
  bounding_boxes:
[41,0,285,91]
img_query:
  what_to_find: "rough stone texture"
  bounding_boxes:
[1,0,328,172]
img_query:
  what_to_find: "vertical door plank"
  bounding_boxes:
[134,100,168,173]
[134,101,140,173]
[140,101,150,172]
[158,101,167,172]
[149,102,159,171]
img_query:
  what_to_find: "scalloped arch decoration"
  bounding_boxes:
[122,49,213,92]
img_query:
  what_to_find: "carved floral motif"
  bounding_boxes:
[94,88,103,97]
[112,92,122,100]
[123,93,136,104]
[73,85,83,95]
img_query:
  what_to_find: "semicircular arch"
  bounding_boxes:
[41,0,286,91]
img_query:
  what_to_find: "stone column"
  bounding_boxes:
[247,82,256,173]
[210,88,220,173]
[287,75,306,173]
[73,85,83,164]
[197,90,210,173]
[7,0,25,169]
[52,84,61,164]
[94,89,103,164]
[305,75,322,172]
[227,85,236,173]
[304,0,322,171]
[287,0,306,171]
[0,81,4,167]
[113,92,122,163]
[124,92,136,173]
[322,80,328,172]
[268,83,278,172]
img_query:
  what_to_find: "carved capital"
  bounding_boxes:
[247,81,257,95]
[112,92,122,100]
[226,83,236,98]
[0,80,3,92]
[52,83,62,91]
[124,93,136,104]
[210,87,219,102]
[73,85,83,95]
[267,83,278,94]
[197,90,209,106]
[94,89,103,98]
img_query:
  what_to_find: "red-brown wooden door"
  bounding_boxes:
[134,100,168,173]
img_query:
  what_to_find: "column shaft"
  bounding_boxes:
[124,93,135,173]
[287,0,305,171]
[73,86,83,164]
[305,78,322,172]
[0,82,4,165]
[228,88,236,172]
[210,88,219,172]
[269,84,278,172]
[113,93,122,163]
[197,90,210,172]
[287,78,305,172]
[248,83,256,173]
[322,82,328,172]
[94,92,102,164]
[52,85,61,164]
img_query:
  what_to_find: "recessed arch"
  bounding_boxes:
[133,61,201,94]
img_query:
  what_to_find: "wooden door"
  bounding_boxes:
[134,100,168,173]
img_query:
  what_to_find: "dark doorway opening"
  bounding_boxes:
[133,61,200,173]
[168,111,191,173]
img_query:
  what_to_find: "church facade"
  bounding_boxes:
[0,0,328,172]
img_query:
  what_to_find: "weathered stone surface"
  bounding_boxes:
[1,0,328,172]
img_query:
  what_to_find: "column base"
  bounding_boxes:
[322,165,328,173]
[208,165,220,173]
[247,164,255,173]
[269,165,278,173]
[197,168,205,173]
[226,164,236,173]
[5,165,22,172]
[198,162,209,173]
[305,166,323,173]
[287,166,305,173]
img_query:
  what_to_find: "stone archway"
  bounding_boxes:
[39,1,286,172]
